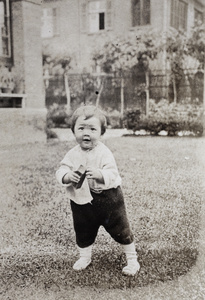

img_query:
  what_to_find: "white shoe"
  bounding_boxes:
[73,245,92,271]
[73,257,91,271]
[122,259,140,276]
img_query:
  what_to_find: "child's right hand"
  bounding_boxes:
[63,172,80,184]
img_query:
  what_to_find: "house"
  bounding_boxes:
[0,0,44,108]
[0,0,46,146]
[42,0,205,73]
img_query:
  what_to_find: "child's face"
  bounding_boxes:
[74,116,101,150]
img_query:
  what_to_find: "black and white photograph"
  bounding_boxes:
[0,0,205,299]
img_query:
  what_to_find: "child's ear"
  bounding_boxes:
[101,127,106,135]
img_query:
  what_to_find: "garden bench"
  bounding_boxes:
[0,93,27,108]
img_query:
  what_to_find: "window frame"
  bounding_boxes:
[132,0,151,27]
[80,0,112,34]
[88,0,106,33]
[0,0,12,66]
[170,0,188,31]
[194,8,204,26]
[41,7,60,39]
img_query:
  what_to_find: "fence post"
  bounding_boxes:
[96,76,104,107]
[64,73,71,111]
[203,63,205,136]
[145,71,150,116]
[120,76,124,117]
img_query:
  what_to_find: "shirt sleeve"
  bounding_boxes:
[96,148,121,190]
[55,152,74,187]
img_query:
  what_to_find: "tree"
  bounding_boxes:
[187,24,205,109]
[163,29,188,103]
[134,30,160,114]
[43,53,72,109]
[93,37,136,115]
[92,29,160,115]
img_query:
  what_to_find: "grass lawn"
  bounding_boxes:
[0,136,204,299]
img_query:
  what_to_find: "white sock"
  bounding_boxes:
[73,245,92,271]
[122,242,140,276]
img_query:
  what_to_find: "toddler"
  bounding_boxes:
[56,105,140,276]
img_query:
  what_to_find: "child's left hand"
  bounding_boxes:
[86,167,103,182]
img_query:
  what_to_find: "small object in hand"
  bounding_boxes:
[73,165,86,189]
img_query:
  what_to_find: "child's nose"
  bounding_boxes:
[83,128,90,135]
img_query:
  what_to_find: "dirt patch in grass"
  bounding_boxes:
[0,137,204,297]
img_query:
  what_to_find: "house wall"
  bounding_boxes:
[42,0,164,71]
[42,0,81,70]
[1,0,47,146]
[42,0,204,72]
[12,0,44,108]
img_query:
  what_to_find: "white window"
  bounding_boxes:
[41,8,59,38]
[80,0,112,33]
[88,1,105,33]
[0,0,11,58]
[132,0,151,27]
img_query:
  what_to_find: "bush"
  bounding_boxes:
[123,108,141,131]
[47,104,124,129]
[105,109,122,128]
[46,104,72,128]
[124,99,203,136]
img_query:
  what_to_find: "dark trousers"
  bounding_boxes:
[70,186,134,248]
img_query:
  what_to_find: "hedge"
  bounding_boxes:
[123,100,204,136]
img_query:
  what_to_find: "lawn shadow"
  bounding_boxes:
[0,246,198,292]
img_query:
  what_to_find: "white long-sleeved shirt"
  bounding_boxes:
[56,141,122,205]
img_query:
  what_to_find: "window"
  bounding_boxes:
[41,8,59,38]
[88,1,106,33]
[194,8,203,26]
[80,0,112,33]
[0,0,11,58]
[170,0,188,31]
[132,0,151,27]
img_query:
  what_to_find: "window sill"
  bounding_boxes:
[0,57,13,67]
[129,24,152,30]
[86,29,113,36]
[42,34,60,40]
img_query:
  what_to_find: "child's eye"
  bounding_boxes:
[91,128,96,131]
[78,127,84,131]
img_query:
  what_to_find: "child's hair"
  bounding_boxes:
[71,105,107,135]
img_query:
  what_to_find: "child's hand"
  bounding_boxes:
[86,168,103,182]
[63,171,80,184]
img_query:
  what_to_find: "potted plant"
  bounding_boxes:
[0,66,15,93]
[13,74,25,94]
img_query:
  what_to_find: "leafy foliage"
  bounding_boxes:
[43,54,72,76]
[124,99,203,136]
[92,29,161,74]
[105,109,122,129]
[46,104,72,129]
[187,23,205,67]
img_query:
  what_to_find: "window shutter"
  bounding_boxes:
[80,0,87,32]
[142,0,150,25]
[53,8,60,36]
[106,0,112,30]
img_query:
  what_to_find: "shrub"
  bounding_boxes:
[124,99,203,136]
[46,104,72,128]
[47,104,124,129]
[123,108,141,131]
[105,109,122,128]
[46,128,58,139]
